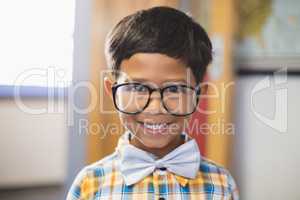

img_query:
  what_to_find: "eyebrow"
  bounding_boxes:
[128,78,188,84]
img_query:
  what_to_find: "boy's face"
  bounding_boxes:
[105,53,198,153]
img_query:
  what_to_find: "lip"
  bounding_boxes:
[137,121,172,136]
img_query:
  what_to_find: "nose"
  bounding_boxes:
[143,91,167,114]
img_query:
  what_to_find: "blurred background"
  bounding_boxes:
[0,0,299,199]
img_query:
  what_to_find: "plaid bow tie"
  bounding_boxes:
[118,137,201,186]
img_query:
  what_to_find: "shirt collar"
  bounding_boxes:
[116,130,199,187]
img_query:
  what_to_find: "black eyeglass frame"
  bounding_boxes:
[111,82,201,116]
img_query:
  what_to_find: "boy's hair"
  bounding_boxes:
[105,6,212,84]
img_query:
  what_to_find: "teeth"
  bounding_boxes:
[143,123,167,130]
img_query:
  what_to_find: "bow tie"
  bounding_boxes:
[118,134,201,186]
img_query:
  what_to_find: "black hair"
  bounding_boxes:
[105,6,212,84]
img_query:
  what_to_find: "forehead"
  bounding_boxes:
[119,53,196,85]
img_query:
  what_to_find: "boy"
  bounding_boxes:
[67,6,239,200]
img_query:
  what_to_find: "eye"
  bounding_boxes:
[132,84,148,92]
[165,85,181,93]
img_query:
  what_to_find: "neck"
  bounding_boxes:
[130,135,185,159]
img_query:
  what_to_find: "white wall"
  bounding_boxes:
[0,0,90,199]
[0,98,68,188]
[233,76,300,200]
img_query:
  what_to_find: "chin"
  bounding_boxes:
[144,140,169,149]
[140,136,172,149]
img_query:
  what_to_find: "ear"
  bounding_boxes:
[104,76,114,100]
[200,83,208,95]
[195,81,208,107]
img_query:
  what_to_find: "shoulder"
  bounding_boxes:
[86,152,118,173]
[199,157,230,175]
[66,152,118,200]
[78,152,118,180]
[197,157,239,199]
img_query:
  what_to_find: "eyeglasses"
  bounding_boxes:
[112,82,201,116]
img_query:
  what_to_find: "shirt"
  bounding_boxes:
[67,132,239,200]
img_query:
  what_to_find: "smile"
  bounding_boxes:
[143,123,168,130]
[137,121,172,135]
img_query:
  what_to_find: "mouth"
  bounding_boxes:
[137,121,173,135]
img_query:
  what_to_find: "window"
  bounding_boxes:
[0,0,75,87]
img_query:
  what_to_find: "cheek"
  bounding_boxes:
[118,113,137,130]
[174,118,190,132]
[164,119,186,135]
